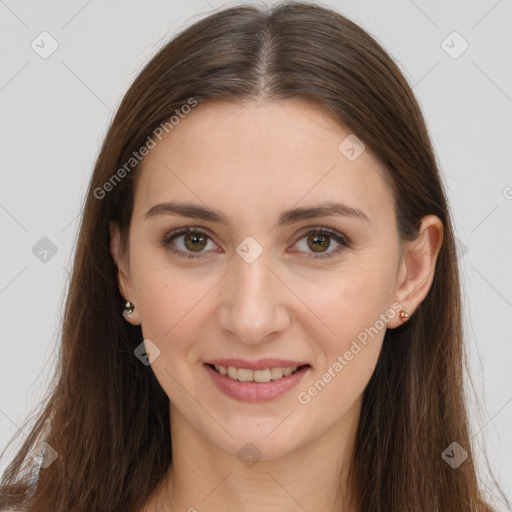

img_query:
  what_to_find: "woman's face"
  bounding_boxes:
[112,99,412,460]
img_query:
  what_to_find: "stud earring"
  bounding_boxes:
[399,310,409,322]
[123,300,135,317]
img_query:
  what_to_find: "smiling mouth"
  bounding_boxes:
[206,363,310,383]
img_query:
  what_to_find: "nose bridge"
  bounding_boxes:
[217,250,289,343]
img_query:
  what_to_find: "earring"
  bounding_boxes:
[399,310,409,322]
[123,300,135,317]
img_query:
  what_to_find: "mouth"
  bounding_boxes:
[205,363,310,383]
[204,362,311,402]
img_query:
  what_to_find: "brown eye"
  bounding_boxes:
[293,228,350,260]
[307,233,331,253]
[162,228,217,259]
[183,232,208,251]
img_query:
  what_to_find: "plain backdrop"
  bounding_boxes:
[1,0,511,508]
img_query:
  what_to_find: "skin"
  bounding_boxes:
[110,99,443,512]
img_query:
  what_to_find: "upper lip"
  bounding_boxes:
[205,358,310,371]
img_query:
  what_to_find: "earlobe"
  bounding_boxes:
[388,215,443,329]
[122,300,135,318]
[398,310,409,322]
[109,222,141,326]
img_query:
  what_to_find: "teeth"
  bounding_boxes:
[237,368,254,382]
[270,367,283,379]
[213,365,300,382]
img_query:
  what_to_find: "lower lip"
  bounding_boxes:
[204,364,310,403]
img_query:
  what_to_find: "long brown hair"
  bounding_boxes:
[1,2,508,510]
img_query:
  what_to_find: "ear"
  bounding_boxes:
[387,214,443,329]
[109,221,141,325]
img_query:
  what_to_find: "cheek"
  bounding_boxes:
[131,262,215,403]
[130,252,221,355]
[291,255,396,398]
[295,293,389,415]
[293,257,396,345]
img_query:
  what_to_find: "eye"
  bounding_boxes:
[161,228,218,259]
[161,226,350,261]
[292,228,350,260]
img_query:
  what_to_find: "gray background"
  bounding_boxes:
[1,0,511,508]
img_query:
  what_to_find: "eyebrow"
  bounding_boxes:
[143,200,370,226]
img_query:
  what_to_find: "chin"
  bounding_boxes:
[202,416,310,463]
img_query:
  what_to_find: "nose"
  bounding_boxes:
[215,250,291,345]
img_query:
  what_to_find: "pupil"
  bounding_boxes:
[185,233,207,251]
[308,234,330,253]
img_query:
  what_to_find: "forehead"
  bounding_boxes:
[134,99,395,228]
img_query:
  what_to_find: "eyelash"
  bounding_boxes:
[160,227,350,261]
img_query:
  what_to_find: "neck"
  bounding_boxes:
[148,398,361,512]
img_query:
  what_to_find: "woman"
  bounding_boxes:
[0,2,507,511]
